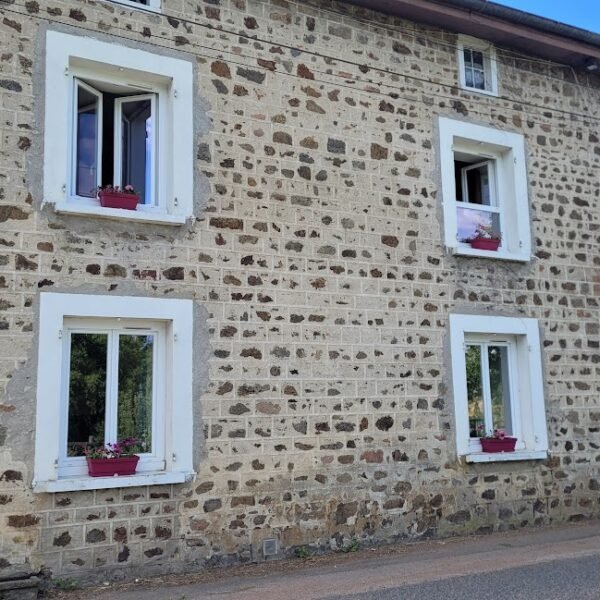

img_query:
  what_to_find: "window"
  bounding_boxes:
[60,319,165,478]
[109,0,161,9]
[439,117,531,261]
[43,31,194,225]
[449,314,548,463]
[465,336,517,439]
[73,79,156,205]
[458,36,498,96]
[33,293,195,492]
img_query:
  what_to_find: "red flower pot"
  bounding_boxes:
[86,455,139,477]
[98,191,139,210]
[480,437,517,453]
[470,238,501,251]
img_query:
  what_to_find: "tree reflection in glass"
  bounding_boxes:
[117,334,153,453]
[465,345,484,437]
[488,345,512,435]
[67,333,107,456]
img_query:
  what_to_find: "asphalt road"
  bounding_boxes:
[327,554,600,599]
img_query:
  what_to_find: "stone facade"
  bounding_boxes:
[0,0,599,583]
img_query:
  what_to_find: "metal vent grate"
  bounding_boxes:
[262,538,279,556]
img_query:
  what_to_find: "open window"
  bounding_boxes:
[33,293,195,492]
[450,314,548,463]
[458,35,498,96]
[44,31,194,225]
[439,117,531,261]
[454,154,502,245]
[73,79,156,205]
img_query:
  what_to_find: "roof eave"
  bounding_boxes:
[342,0,600,69]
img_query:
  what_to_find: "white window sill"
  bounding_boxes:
[459,85,498,98]
[52,202,187,226]
[465,450,547,463]
[33,470,194,493]
[103,0,161,13]
[450,246,530,263]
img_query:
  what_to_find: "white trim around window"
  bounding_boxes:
[439,117,531,262]
[107,0,161,11]
[457,35,498,96]
[449,314,548,463]
[43,31,193,225]
[33,293,195,493]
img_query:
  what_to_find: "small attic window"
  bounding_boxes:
[457,35,498,96]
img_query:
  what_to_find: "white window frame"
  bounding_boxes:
[439,117,531,262]
[457,35,498,96]
[464,334,520,449]
[449,314,548,463]
[58,318,166,478]
[113,93,158,207]
[104,0,161,13]
[43,31,193,225]
[72,79,103,199]
[458,158,503,243]
[33,293,195,492]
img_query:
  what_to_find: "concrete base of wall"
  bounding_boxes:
[0,576,40,599]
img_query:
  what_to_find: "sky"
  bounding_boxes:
[494,0,600,34]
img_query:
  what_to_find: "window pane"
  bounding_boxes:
[456,207,501,242]
[488,346,512,434]
[465,345,485,437]
[471,50,484,69]
[76,85,99,198]
[465,163,493,205]
[473,69,486,90]
[67,333,108,456]
[465,68,474,88]
[117,334,154,452]
[120,99,152,205]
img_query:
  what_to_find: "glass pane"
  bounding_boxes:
[463,49,472,66]
[466,345,485,437]
[465,68,474,88]
[67,333,108,456]
[471,50,484,69]
[473,69,486,90]
[120,99,152,205]
[465,163,493,205]
[76,85,99,198]
[488,346,512,434]
[117,334,154,452]
[457,207,501,242]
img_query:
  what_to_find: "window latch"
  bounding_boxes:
[58,329,63,339]
[172,453,177,463]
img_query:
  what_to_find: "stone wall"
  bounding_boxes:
[0,0,598,582]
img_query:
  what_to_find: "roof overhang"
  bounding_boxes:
[342,0,600,70]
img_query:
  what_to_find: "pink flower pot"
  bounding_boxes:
[470,238,501,251]
[480,437,517,453]
[98,191,139,210]
[86,456,139,477]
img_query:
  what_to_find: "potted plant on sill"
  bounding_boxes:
[84,438,141,477]
[97,184,139,211]
[479,428,517,453]
[467,223,501,251]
